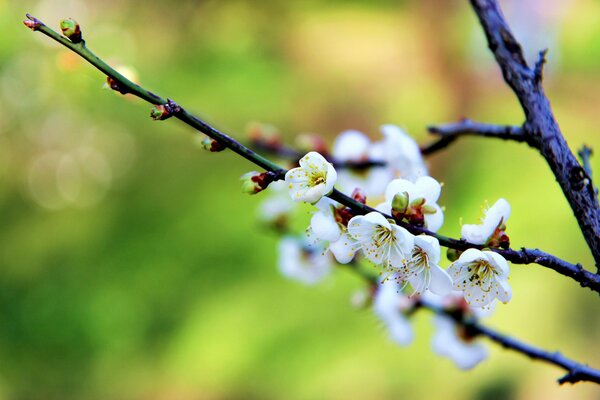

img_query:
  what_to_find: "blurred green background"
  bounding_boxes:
[1,0,600,399]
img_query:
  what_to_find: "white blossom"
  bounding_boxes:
[447,249,512,307]
[373,279,414,346]
[403,235,452,296]
[379,176,444,232]
[258,180,295,226]
[380,124,427,182]
[461,198,511,245]
[285,151,337,204]
[347,212,414,271]
[432,314,488,370]
[278,236,331,285]
[332,130,371,162]
[310,198,359,264]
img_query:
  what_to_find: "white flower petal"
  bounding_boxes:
[429,265,453,296]
[461,224,490,245]
[332,130,371,162]
[310,210,341,242]
[414,235,441,264]
[484,251,510,277]
[495,278,512,303]
[424,204,444,233]
[384,179,414,203]
[416,176,442,203]
[329,233,358,264]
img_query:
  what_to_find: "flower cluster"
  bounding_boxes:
[249,125,515,371]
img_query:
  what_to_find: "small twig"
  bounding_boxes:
[533,48,549,84]
[425,119,531,153]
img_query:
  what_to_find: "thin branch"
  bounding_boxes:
[470,0,600,270]
[351,267,600,385]
[424,119,531,155]
[251,140,387,170]
[428,304,600,385]
[23,14,600,292]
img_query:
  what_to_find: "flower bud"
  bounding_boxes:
[240,171,275,195]
[23,14,42,31]
[294,133,329,155]
[447,248,461,262]
[60,18,82,43]
[150,105,169,120]
[247,122,281,149]
[201,137,225,152]
[351,188,367,204]
[392,192,409,214]
[421,204,437,214]
[409,196,426,208]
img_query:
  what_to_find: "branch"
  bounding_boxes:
[23,14,600,292]
[472,321,600,384]
[423,118,530,155]
[25,12,600,385]
[470,0,600,270]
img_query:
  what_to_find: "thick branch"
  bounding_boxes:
[24,14,600,292]
[470,0,600,269]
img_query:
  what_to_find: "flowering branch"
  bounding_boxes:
[469,0,600,269]
[23,11,600,384]
[347,258,600,385]
[23,13,600,293]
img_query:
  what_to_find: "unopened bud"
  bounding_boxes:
[422,204,437,214]
[150,105,169,120]
[392,192,409,214]
[240,171,275,195]
[351,188,367,204]
[23,14,42,31]
[294,133,328,155]
[247,122,281,149]
[410,196,426,208]
[60,18,82,43]
[447,248,461,262]
[201,137,225,152]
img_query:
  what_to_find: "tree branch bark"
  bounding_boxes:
[470,0,600,270]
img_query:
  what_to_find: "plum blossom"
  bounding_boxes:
[373,279,414,346]
[379,176,444,232]
[347,212,414,271]
[461,198,510,247]
[447,249,512,308]
[278,235,331,285]
[432,314,488,370]
[380,124,427,182]
[310,198,359,264]
[402,235,452,296]
[258,180,295,229]
[285,151,337,204]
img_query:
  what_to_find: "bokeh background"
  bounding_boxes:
[1,0,599,399]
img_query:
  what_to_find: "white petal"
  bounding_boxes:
[391,225,415,254]
[461,223,490,245]
[456,248,486,265]
[416,176,441,203]
[484,251,510,277]
[310,211,341,242]
[495,278,512,303]
[385,178,414,203]
[361,211,392,230]
[323,162,337,195]
[424,204,444,233]
[414,235,440,264]
[299,151,328,171]
[375,201,392,214]
[429,265,453,296]
[332,130,371,161]
[329,233,358,264]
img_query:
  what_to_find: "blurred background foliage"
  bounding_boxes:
[1,0,600,399]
